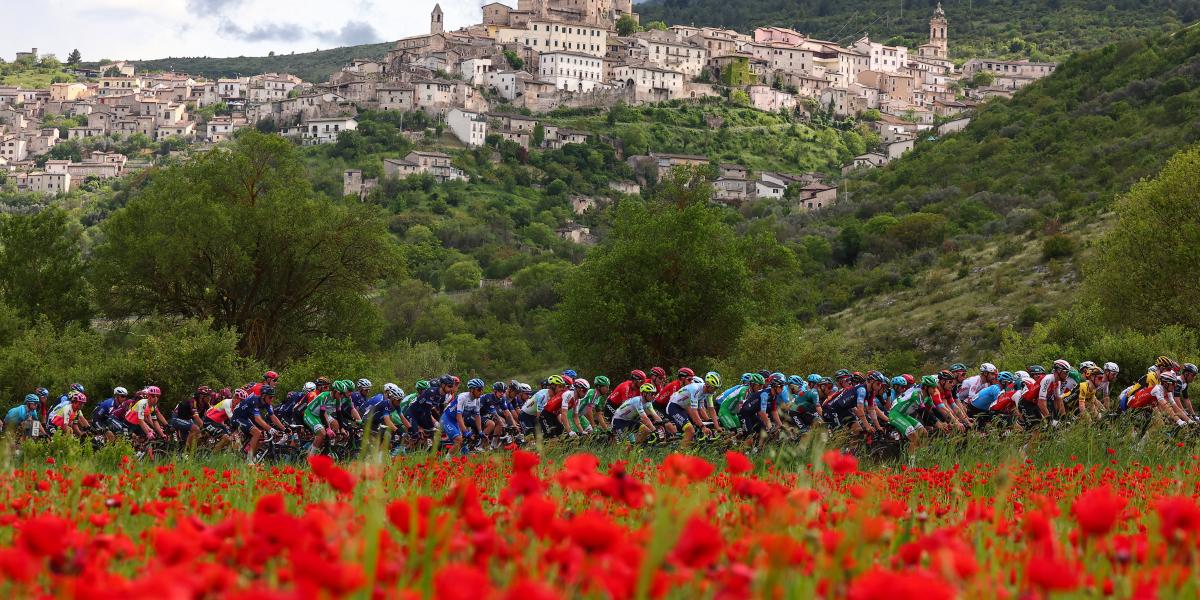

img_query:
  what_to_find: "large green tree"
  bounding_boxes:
[555,167,752,373]
[0,208,92,327]
[1087,147,1200,332]
[90,131,403,363]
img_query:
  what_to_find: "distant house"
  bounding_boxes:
[844,152,889,173]
[795,181,836,211]
[384,150,466,182]
[755,179,785,200]
[284,116,357,145]
[937,117,971,136]
[885,137,915,160]
[447,108,487,148]
[650,152,709,180]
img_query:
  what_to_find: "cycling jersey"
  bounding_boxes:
[578,389,601,410]
[350,391,372,414]
[172,397,200,422]
[612,395,649,422]
[49,402,77,428]
[1038,375,1067,405]
[716,385,746,429]
[543,390,565,414]
[669,381,710,410]
[92,398,115,422]
[455,391,480,417]
[522,389,550,416]
[957,375,986,404]
[232,394,273,424]
[888,388,924,436]
[1129,384,1170,410]
[655,379,683,407]
[206,398,236,424]
[827,384,868,413]
[793,388,821,414]
[5,405,38,426]
[124,399,155,425]
[607,380,639,407]
[479,392,502,415]
[970,384,1002,411]
[362,395,394,428]
[716,385,746,409]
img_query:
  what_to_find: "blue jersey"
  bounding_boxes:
[350,391,373,413]
[971,384,1003,411]
[5,405,38,425]
[480,393,502,415]
[363,395,393,427]
[828,384,868,412]
[93,398,115,421]
[232,394,272,423]
[741,388,772,413]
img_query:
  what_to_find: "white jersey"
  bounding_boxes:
[957,375,985,404]
[455,391,480,415]
[612,396,648,422]
[561,390,577,411]
[522,389,549,415]
[669,381,710,410]
[1038,375,1066,403]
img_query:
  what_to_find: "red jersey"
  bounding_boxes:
[544,390,565,414]
[608,380,638,407]
[654,380,683,407]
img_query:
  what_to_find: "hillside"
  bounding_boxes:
[802,22,1200,366]
[638,0,1198,60]
[129,42,392,82]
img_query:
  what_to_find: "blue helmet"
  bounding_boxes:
[787,375,805,387]
[998,371,1015,384]
[467,378,485,390]
[492,381,507,393]
[890,376,908,386]
[562,369,578,378]
[23,394,39,404]
[740,373,753,384]
[71,383,85,394]
[807,374,822,384]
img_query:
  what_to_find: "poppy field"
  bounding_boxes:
[2,445,1200,599]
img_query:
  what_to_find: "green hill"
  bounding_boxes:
[638,0,1198,60]
[129,42,393,82]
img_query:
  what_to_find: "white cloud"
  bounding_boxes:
[1,0,486,60]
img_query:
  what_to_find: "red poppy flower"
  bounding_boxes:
[662,453,715,484]
[848,566,955,600]
[823,450,858,475]
[1071,485,1127,537]
[1026,557,1080,592]
[435,562,494,600]
[725,451,753,474]
[671,516,723,569]
[307,455,356,494]
[1154,496,1200,544]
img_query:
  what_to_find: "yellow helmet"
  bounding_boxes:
[547,375,565,386]
[639,383,657,395]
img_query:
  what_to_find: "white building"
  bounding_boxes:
[851,36,909,74]
[497,20,608,59]
[285,117,358,145]
[447,108,488,148]
[613,63,685,101]
[631,30,709,78]
[539,51,606,92]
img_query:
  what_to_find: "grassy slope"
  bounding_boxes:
[129,42,393,82]
[637,0,1195,60]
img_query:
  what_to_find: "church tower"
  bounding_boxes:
[929,2,948,59]
[431,3,444,35]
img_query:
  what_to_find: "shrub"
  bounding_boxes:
[1041,234,1077,260]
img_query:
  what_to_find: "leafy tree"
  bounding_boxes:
[90,131,403,362]
[503,50,524,70]
[532,123,545,148]
[444,259,483,291]
[646,20,668,31]
[1087,147,1200,333]
[729,89,750,106]
[0,208,92,326]
[67,49,82,66]
[616,14,643,36]
[555,167,751,372]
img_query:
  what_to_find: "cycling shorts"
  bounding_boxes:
[441,415,463,439]
[170,418,194,433]
[612,418,638,434]
[303,411,325,434]
[666,403,691,429]
[888,412,922,437]
[202,416,231,437]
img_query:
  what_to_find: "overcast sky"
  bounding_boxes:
[0,0,497,61]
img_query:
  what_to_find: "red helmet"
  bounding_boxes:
[143,386,162,396]
[264,370,279,380]
[631,369,647,381]
[650,367,667,378]
[902,374,915,386]
[677,367,695,379]
[234,389,249,401]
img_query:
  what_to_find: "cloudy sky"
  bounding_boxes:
[1,0,496,61]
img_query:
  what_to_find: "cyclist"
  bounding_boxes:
[609,370,647,407]
[363,383,405,443]
[125,387,167,441]
[832,369,852,394]
[171,386,210,448]
[48,391,90,437]
[648,367,669,398]
[248,371,279,398]
[1128,371,1192,425]
[888,376,929,445]
[479,382,507,445]
[611,382,659,444]
[91,387,129,442]
[716,374,751,431]
[739,373,774,438]
[1064,366,1106,421]
[958,363,998,406]
[579,376,610,433]
[537,375,569,437]
[933,371,970,433]
[203,390,242,452]
[561,378,591,437]
[655,368,693,409]
[668,372,719,445]
[1179,363,1198,419]
[443,379,485,455]
[277,382,314,426]
[948,364,968,398]
[1038,360,1074,422]
[351,379,374,415]
[5,395,43,437]
[234,385,286,463]
[304,380,355,457]
[965,371,1014,428]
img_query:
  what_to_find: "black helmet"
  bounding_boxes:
[260,385,276,396]
[493,381,507,392]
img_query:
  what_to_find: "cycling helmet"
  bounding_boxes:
[980,363,997,374]
[593,376,610,387]
[740,373,753,384]
[997,371,1015,384]
[1184,363,1199,375]
[332,380,353,393]
[630,369,647,381]
[547,375,566,386]
[264,370,279,380]
[850,373,866,384]
[23,394,39,405]
[705,372,722,388]
[35,388,49,398]
[949,363,967,373]
[384,383,403,400]
[509,379,521,390]
[757,369,772,378]
[144,386,162,396]
[1022,376,1037,388]
[69,392,87,403]
[562,369,578,378]
[650,367,667,378]
[234,388,249,400]
[467,378,485,390]
[1028,365,1046,376]
[768,373,786,385]
[1103,362,1120,374]
[1079,361,1097,371]
[1159,372,1181,386]
[574,378,590,390]
[1052,359,1072,372]
[902,374,915,385]
[492,381,507,393]
[890,376,907,386]
[517,383,533,394]
[1082,366,1102,378]
[539,378,550,388]
[788,375,805,387]
[937,370,955,381]
[196,385,212,397]
[807,374,822,384]
[260,385,276,396]
[749,374,766,386]
[921,375,938,388]
[834,369,851,379]
[639,383,657,395]
[114,387,129,396]
[678,367,695,379]
[451,376,461,385]
[303,382,316,393]
[316,376,332,386]
[439,375,455,387]
[866,371,887,384]
[1156,356,1174,370]
[1014,370,1031,381]
[416,379,432,392]
[70,383,85,394]
[356,378,372,390]
[819,377,834,386]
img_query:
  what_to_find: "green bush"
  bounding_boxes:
[1041,234,1077,261]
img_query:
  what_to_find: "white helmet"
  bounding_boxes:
[980,363,998,374]
[573,378,590,390]
[1103,362,1120,374]
[1013,370,1030,381]
[1079,360,1098,371]
[383,383,403,400]
[113,387,128,396]
[303,381,316,393]
[692,376,704,385]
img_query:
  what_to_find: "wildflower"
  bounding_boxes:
[1071,486,1127,538]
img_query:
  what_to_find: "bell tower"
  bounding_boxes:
[431,3,444,35]
[929,2,948,59]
